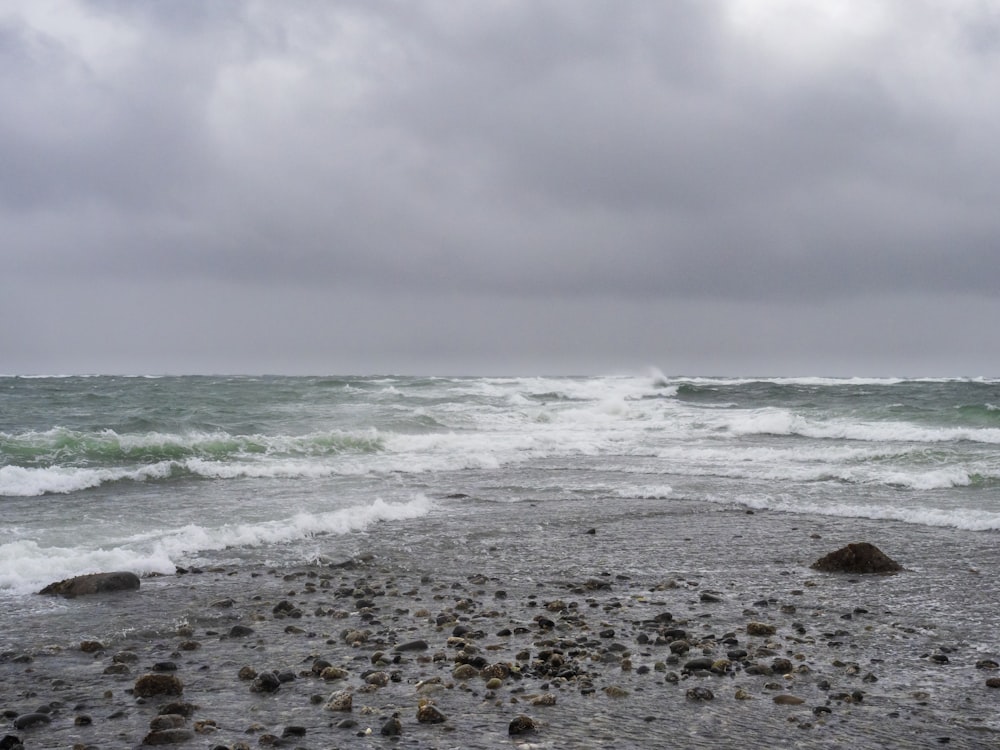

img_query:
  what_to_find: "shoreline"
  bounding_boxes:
[5,506,1000,749]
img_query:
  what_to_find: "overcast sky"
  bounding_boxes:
[2,1,999,376]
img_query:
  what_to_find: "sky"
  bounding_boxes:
[2,0,1000,377]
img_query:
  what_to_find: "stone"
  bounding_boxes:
[38,571,140,598]
[394,639,429,652]
[746,622,777,636]
[142,728,195,745]
[380,713,402,736]
[320,666,349,681]
[452,664,479,680]
[149,714,186,731]
[13,714,50,730]
[773,694,805,705]
[508,715,536,736]
[325,690,353,712]
[134,674,183,698]
[810,542,902,574]
[80,640,104,653]
[686,687,714,701]
[228,625,255,638]
[251,672,281,693]
[417,700,447,724]
[986,678,1000,688]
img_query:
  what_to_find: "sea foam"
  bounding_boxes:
[0,495,433,595]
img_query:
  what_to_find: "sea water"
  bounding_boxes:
[3,372,1000,597]
[4,373,1000,746]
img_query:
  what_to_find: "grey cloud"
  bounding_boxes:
[3,0,1000,374]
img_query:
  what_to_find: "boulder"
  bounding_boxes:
[38,571,140,598]
[810,542,902,574]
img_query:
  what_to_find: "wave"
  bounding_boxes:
[730,495,1000,532]
[0,427,385,467]
[722,409,1000,444]
[0,495,432,595]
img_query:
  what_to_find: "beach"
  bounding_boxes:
[4,496,1000,749]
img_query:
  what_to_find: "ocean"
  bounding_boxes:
[3,373,1000,746]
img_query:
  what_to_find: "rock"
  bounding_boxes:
[149,714,186,731]
[810,542,902,574]
[134,674,183,698]
[746,622,777,636]
[325,690,353,712]
[159,702,198,718]
[683,657,715,673]
[320,666,349,681]
[508,715,536,736]
[38,571,140,598]
[142,729,195,745]
[251,672,281,693]
[80,640,104,653]
[986,678,1000,688]
[13,713,50,730]
[380,712,402,736]
[686,687,714,701]
[394,639,429,652]
[773,694,805,705]
[0,738,21,750]
[417,699,447,724]
[228,625,255,638]
[452,664,479,680]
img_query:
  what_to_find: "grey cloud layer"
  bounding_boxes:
[2,1,1000,373]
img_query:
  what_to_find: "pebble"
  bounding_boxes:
[773,695,805,705]
[133,674,183,698]
[508,715,537,735]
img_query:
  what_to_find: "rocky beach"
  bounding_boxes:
[4,497,1000,749]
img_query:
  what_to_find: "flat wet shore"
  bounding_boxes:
[4,501,1000,749]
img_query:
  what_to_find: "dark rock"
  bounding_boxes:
[417,702,447,724]
[80,640,105,653]
[380,712,402,736]
[158,702,197,717]
[13,713,51,730]
[133,674,183,698]
[508,715,536,735]
[142,729,195,745]
[0,737,22,750]
[149,714,186,731]
[251,672,282,693]
[985,678,1000,688]
[38,571,140,598]
[153,661,178,672]
[228,625,255,638]
[282,725,307,738]
[394,639,429,652]
[810,542,902,574]
[686,687,714,701]
[683,657,715,673]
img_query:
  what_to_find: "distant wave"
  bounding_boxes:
[730,495,1000,532]
[722,409,1000,444]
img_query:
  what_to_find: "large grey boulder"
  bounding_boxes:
[38,571,141,598]
[810,542,902,574]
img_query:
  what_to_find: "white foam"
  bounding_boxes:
[721,409,1000,444]
[0,463,175,497]
[733,495,1000,532]
[0,495,433,595]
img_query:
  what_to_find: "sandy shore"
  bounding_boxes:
[4,506,1000,749]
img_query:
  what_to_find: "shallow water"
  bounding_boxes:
[5,495,1000,748]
